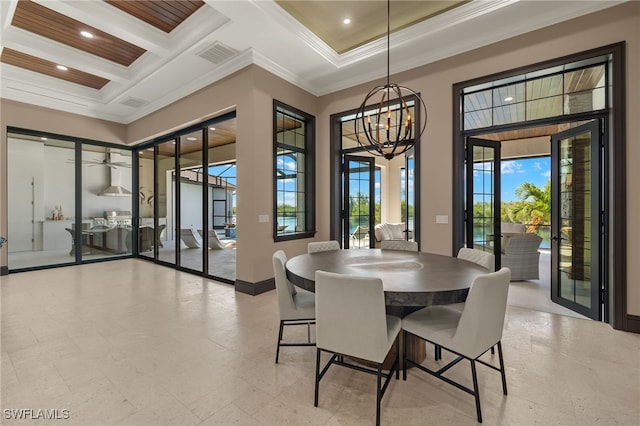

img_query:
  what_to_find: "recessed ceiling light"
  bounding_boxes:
[504,96,514,102]
[187,137,197,141]
[41,137,48,141]
[209,127,216,131]
[80,30,94,38]
[56,65,68,71]
[343,18,351,25]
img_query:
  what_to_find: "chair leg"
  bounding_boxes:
[376,363,382,426]
[402,330,408,381]
[497,341,508,395]
[275,320,284,363]
[395,335,400,380]
[314,348,321,407]
[470,359,482,423]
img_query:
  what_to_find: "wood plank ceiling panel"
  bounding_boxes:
[105,0,205,33]
[11,0,146,66]
[1,48,110,90]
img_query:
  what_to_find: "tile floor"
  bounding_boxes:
[1,259,639,425]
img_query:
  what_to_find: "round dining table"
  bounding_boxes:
[285,248,488,306]
[285,248,489,367]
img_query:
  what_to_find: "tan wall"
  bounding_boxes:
[318,2,639,315]
[1,3,638,316]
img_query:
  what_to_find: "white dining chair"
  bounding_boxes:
[307,240,340,253]
[401,267,511,423]
[439,247,498,359]
[380,240,418,252]
[314,270,401,426]
[272,250,316,363]
[457,247,495,272]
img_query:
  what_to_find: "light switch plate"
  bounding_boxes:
[258,214,269,223]
[436,215,449,224]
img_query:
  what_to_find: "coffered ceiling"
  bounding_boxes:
[0,0,626,125]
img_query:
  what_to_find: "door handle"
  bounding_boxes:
[551,235,560,241]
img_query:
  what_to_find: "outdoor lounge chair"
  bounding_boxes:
[197,229,234,250]
[350,225,369,248]
[180,228,202,248]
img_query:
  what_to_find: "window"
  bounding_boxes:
[462,62,607,130]
[274,100,315,240]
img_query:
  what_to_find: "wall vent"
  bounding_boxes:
[197,42,238,65]
[120,97,149,108]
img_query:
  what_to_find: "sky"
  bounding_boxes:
[501,156,550,202]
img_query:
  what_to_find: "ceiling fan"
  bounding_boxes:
[67,153,132,169]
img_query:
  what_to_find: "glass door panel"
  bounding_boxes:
[81,146,133,261]
[551,121,601,319]
[344,155,374,249]
[7,134,76,269]
[157,139,176,266]
[178,130,204,272]
[138,146,156,260]
[466,138,501,269]
[404,149,416,242]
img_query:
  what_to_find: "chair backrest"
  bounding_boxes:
[352,226,369,239]
[308,240,340,253]
[272,250,297,319]
[457,247,495,272]
[315,270,389,363]
[380,240,418,252]
[501,233,542,254]
[453,267,511,358]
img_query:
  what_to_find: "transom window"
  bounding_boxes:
[463,62,607,130]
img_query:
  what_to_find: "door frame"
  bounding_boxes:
[465,138,501,271]
[452,42,627,330]
[329,106,422,249]
[343,155,375,249]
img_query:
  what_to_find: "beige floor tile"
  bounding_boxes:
[2,259,639,426]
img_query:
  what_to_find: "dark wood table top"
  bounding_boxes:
[285,249,488,306]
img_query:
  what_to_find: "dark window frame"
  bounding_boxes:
[273,100,315,241]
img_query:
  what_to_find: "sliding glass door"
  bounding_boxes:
[6,131,133,271]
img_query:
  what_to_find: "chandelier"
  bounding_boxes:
[355,0,428,160]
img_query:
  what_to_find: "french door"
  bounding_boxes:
[343,155,375,249]
[465,138,501,270]
[551,121,603,320]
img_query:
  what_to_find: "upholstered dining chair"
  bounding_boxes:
[443,247,497,358]
[272,250,316,363]
[457,247,495,272]
[307,240,340,254]
[314,271,401,426]
[380,240,418,252]
[401,267,511,423]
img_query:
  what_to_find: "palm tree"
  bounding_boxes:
[509,181,551,232]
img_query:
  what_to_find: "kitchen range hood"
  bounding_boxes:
[98,156,132,197]
[99,184,132,197]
